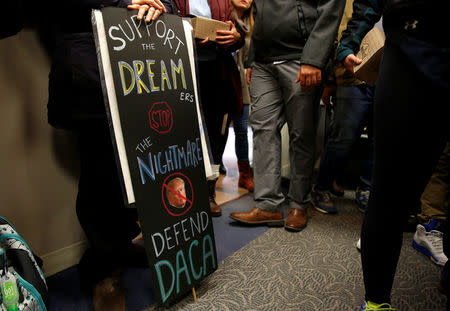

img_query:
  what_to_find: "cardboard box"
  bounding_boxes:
[191,16,230,42]
[354,27,385,86]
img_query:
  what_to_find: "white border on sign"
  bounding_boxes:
[92,10,136,204]
[182,19,213,178]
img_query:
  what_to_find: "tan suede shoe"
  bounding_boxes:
[284,208,307,232]
[93,274,127,311]
[229,207,284,226]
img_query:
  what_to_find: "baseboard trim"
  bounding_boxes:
[41,240,88,277]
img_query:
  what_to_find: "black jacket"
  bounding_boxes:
[246,0,345,70]
[47,0,130,129]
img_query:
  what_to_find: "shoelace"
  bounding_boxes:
[364,303,396,310]
[427,230,444,252]
[358,189,370,201]
[321,191,333,202]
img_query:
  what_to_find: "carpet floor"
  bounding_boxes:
[145,193,446,311]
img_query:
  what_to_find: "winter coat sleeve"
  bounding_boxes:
[300,0,346,70]
[161,0,176,14]
[243,3,256,68]
[336,0,382,62]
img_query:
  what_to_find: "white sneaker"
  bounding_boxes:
[412,224,448,266]
[356,238,361,251]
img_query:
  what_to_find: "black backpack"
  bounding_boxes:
[0,217,48,311]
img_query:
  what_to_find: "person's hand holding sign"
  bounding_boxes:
[343,54,363,74]
[215,21,241,47]
[128,0,167,22]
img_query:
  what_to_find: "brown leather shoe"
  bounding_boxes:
[284,208,307,232]
[93,273,127,311]
[230,207,284,226]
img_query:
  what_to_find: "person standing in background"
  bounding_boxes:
[337,0,450,309]
[46,2,166,311]
[311,0,375,215]
[412,143,449,267]
[230,0,345,232]
[160,0,244,217]
[229,0,254,192]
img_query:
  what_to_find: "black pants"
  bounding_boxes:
[361,38,449,303]
[197,59,232,165]
[75,119,141,290]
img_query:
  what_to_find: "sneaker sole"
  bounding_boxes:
[313,205,337,214]
[412,240,445,266]
[356,204,366,213]
[229,216,284,227]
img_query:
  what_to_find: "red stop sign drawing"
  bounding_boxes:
[149,102,173,134]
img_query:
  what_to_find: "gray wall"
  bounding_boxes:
[0,30,86,275]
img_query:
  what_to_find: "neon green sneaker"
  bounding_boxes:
[359,301,396,310]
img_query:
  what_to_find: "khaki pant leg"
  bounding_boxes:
[418,142,450,222]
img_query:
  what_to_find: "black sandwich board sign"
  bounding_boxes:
[92,8,217,305]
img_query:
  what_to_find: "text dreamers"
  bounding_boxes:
[108,15,188,96]
[118,58,187,95]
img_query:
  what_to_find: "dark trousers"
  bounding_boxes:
[76,120,141,290]
[316,84,374,190]
[197,59,232,165]
[231,104,250,162]
[361,37,449,303]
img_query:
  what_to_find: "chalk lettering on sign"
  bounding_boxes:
[155,20,185,55]
[109,26,126,51]
[171,59,186,90]
[150,211,209,259]
[161,60,172,91]
[118,61,135,95]
[142,43,156,50]
[118,59,187,96]
[119,20,136,41]
[136,136,153,153]
[154,234,216,303]
[137,138,203,184]
[180,92,194,102]
[133,60,151,94]
[108,16,185,54]
[147,60,160,92]
[130,15,143,39]
[95,9,217,305]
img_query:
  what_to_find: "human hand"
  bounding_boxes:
[215,21,241,46]
[321,85,336,106]
[343,54,362,74]
[295,64,322,92]
[197,37,211,46]
[128,0,166,22]
[246,68,252,85]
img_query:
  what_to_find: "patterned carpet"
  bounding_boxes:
[145,194,447,311]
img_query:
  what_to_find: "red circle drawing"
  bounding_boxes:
[162,172,194,216]
[149,102,173,134]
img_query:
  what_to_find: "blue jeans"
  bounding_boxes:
[316,84,374,191]
[231,104,250,162]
